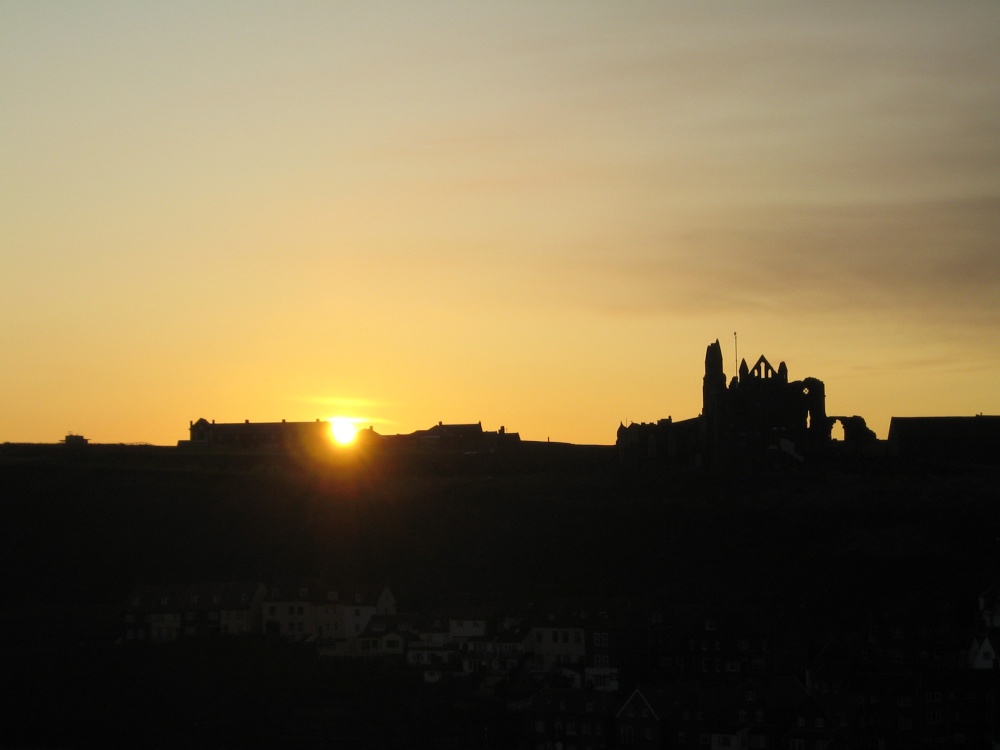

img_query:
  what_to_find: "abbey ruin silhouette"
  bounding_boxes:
[617,339,878,468]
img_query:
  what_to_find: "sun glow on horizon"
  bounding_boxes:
[328,417,359,445]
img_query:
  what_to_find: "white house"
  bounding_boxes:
[968,634,998,669]
[524,609,587,673]
[262,581,396,644]
[125,582,267,642]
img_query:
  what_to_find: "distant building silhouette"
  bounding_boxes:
[179,417,520,456]
[384,420,520,452]
[618,340,876,468]
[181,417,331,453]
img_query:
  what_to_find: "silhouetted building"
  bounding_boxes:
[619,340,876,468]
[182,417,332,453]
[382,420,520,452]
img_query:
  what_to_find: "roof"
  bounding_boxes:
[530,688,616,716]
[263,580,386,606]
[126,581,264,613]
[616,686,671,721]
[362,613,421,637]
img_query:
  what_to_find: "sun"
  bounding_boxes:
[328,417,358,445]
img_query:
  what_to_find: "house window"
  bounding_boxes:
[535,720,545,733]
[645,727,653,740]
[552,631,558,643]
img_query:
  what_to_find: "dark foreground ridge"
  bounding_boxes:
[2,438,999,747]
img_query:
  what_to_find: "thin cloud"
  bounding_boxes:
[297,396,387,410]
[560,196,1000,333]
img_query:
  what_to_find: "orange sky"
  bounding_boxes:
[2,2,998,445]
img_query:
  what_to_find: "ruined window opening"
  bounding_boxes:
[831,421,845,441]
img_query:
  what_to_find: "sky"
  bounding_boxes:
[2,1,999,445]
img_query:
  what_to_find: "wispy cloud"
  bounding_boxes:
[562,196,1000,333]
[296,396,387,410]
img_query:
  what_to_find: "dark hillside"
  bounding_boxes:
[2,448,997,640]
[3,447,999,747]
